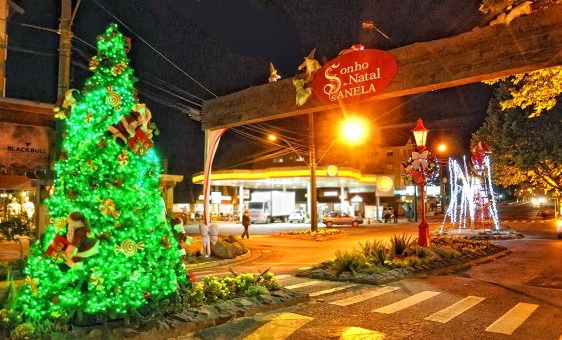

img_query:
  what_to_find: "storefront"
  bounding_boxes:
[0,98,55,237]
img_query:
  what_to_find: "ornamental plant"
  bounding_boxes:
[15,24,187,325]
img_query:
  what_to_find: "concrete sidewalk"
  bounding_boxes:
[0,238,30,263]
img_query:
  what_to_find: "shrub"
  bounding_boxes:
[189,283,205,307]
[220,276,238,299]
[333,249,366,275]
[244,285,270,297]
[0,308,23,335]
[256,271,281,291]
[430,246,461,259]
[390,233,414,256]
[360,240,391,266]
[360,264,390,275]
[10,323,36,340]
[202,275,229,303]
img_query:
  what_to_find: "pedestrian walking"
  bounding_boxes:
[402,202,412,221]
[241,209,251,239]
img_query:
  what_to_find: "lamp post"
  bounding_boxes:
[411,118,431,247]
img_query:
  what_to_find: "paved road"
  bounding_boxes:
[184,218,562,339]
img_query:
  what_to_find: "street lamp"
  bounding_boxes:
[409,118,435,247]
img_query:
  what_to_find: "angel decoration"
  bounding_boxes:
[293,48,322,106]
[268,62,281,82]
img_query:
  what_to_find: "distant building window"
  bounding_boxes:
[386,150,393,157]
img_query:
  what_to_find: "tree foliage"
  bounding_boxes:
[480,0,562,118]
[471,83,562,194]
[483,66,562,118]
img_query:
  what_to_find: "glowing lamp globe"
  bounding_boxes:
[411,118,429,150]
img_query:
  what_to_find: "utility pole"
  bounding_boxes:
[54,0,72,160]
[57,0,72,97]
[309,112,318,232]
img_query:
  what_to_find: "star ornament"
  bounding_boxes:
[411,150,429,170]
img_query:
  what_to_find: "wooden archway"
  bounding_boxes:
[198,5,562,228]
[202,5,562,130]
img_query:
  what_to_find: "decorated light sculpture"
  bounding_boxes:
[404,118,439,246]
[440,141,500,232]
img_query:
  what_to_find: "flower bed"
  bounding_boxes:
[296,234,509,284]
[276,229,345,241]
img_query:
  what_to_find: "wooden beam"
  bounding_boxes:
[202,5,562,130]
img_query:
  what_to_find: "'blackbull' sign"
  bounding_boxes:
[0,122,53,175]
[312,49,397,104]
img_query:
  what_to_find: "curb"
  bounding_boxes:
[183,249,254,270]
[72,289,309,339]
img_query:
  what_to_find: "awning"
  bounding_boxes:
[0,175,34,190]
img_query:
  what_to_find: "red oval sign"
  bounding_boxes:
[311,49,398,104]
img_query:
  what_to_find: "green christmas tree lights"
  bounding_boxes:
[16,23,187,322]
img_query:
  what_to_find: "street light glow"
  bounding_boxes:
[341,118,367,144]
[437,143,447,153]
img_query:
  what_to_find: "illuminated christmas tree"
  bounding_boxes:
[17,24,187,323]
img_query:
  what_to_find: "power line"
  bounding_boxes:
[92,0,217,98]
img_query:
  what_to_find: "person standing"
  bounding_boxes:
[241,209,251,239]
[402,202,412,221]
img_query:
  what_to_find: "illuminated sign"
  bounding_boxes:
[312,49,397,104]
[327,165,338,177]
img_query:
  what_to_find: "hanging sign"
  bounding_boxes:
[312,49,397,104]
[0,122,53,175]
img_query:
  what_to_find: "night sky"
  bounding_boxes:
[5,0,494,202]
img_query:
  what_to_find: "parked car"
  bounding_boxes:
[540,203,556,218]
[289,210,307,223]
[322,212,364,228]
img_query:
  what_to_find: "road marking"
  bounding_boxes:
[284,280,321,289]
[485,302,538,335]
[340,326,385,340]
[275,274,292,280]
[244,312,313,340]
[309,283,359,297]
[192,269,219,275]
[331,286,399,307]
[373,291,441,314]
[425,296,486,323]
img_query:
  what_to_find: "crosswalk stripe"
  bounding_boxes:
[340,326,385,340]
[245,312,313,340]
[485,302,539,335]
[373,291,441,314]
[331,286,399,307]
[425,296,486,323]
[309,283,359,297]
[275,274,292,280]
[284,281,320,290]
